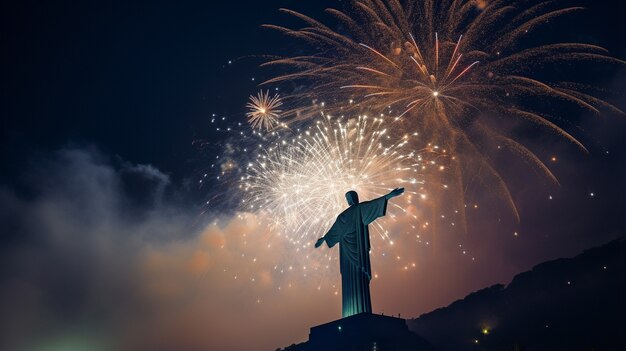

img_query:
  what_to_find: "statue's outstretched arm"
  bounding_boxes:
[384,187,405,200]
[315,237,325,248]
[316,217,344,248]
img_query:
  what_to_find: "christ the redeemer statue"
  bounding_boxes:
[315,187,405,318]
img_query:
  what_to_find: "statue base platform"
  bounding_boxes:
[280,312,434,351]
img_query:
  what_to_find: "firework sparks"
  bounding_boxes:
[246,90,283,130]
[260,0,624,222]
[241,113,443,246]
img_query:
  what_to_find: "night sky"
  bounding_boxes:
[1,1,625,351]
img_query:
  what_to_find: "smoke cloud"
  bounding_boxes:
[0,146,622,351]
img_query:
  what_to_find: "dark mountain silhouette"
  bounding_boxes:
[408,237,626,351]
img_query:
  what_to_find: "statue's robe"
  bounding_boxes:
[319,196,388,317]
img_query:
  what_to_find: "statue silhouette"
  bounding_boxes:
[315,187,404,317]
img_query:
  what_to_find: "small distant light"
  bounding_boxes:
[432,91,439,97]
[338,326,342,331]
[549,195,553,200]
[474,339,479,344]
[551,156,557,162]
[482,328,489,335]
[590,192,595,197]
[567,281,571,285]
[514,232,518,237]
[603,265,607,270]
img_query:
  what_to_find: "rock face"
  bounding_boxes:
[408,237,626,351]
[280,313,434,351]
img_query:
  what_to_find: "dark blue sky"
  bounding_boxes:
[1,0,625,251]
[1,1,625,350]
[1,0,299,183]
[2,0,625,183]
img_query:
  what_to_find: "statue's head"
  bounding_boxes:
[345,190,359,206]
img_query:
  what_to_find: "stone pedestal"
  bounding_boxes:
[281,312,434,351]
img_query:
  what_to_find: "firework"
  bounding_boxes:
[260,0,624,221]
[241,113,443,245]
[246,90,283,130]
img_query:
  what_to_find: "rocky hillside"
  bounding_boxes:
[408,237,626,351]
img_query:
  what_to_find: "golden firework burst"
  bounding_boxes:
[246,90,283,131]
[260,0,624,223]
